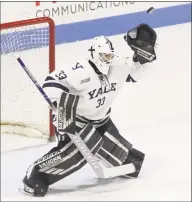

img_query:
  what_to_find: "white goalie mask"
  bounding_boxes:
[89,36,115,74]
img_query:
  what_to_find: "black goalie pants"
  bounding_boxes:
[25,118,133,187]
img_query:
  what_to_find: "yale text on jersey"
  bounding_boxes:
[88,83,117,100]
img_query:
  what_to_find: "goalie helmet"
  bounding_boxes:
[89,36,115,74]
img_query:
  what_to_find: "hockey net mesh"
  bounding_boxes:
[1,19,54,139]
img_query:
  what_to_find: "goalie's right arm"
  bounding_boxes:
[42,69,70,107]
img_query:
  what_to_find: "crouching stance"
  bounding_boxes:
[21,114,144,197]
[21,24,157,196]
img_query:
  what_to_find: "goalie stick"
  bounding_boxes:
[17,57,135,178]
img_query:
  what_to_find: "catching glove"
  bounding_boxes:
[124,24,157,64]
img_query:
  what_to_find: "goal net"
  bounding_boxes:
[1,17,55,151]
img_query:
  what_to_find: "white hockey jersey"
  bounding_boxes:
[42,55,137,121]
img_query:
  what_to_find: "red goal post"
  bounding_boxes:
[0,17,55,140]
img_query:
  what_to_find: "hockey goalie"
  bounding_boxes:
[21,24,157,197]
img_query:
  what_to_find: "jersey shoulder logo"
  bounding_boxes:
[72,62,84,70]
[80,77,90,84]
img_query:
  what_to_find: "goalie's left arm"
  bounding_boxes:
[124,24,157,65]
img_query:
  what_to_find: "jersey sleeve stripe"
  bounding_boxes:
[42,82,69,93]
[45,76,55,81]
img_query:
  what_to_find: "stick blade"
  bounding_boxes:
[102,163,135,178]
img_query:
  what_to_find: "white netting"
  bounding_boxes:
[1,22,52,139]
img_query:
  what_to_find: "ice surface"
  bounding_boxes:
[1,23,191,201]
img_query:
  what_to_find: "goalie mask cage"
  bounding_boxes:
[0,17,55,141]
